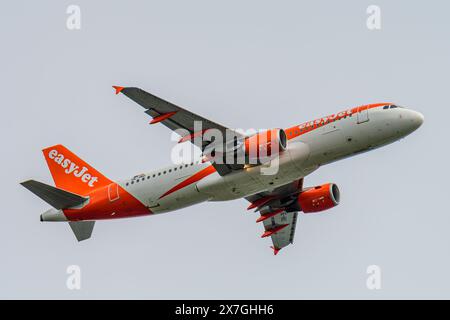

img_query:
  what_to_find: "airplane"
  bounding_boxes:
[20,86,424,254]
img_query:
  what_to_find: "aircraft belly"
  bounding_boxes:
[156,184,210,212]
[197,149,311,201]
[196,172,239,201]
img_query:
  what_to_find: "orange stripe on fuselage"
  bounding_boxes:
[285,103,390,140]
[159,165,216,199]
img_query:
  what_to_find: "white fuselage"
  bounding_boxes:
[118,105,423,214]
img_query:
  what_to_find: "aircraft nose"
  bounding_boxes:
[401,109,424,134]
[411,110,424,129]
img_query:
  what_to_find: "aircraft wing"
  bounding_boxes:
[114,86,245,175]
[245,179,303,255]
[262,210,299,254]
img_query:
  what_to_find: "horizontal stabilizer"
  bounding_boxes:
[69,221,95,241]
[21,180,87,209]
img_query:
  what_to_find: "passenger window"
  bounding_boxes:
[152,174,156,178]
[158,172,161,176]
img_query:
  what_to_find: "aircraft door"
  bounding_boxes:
[357,105,369,124]
[108,183,120,202]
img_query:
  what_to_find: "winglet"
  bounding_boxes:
[112,86,125,95]
[270,246,281,255]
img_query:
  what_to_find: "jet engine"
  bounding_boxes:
[244,128,287,164]
[298,183,340,213]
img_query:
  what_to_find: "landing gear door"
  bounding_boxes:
[357,105,369,124]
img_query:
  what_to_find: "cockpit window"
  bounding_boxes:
[391,105,405,109]
[383,104,405,110]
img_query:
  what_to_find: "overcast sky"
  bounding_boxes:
[1,0,449,299]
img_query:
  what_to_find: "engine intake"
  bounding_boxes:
[298,183,340,213]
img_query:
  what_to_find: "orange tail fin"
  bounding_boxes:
[42,144,112,195]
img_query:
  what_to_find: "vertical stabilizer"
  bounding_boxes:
[42,144,112,195]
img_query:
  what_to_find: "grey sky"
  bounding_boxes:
[1,0,449,299]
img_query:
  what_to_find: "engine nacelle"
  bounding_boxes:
[298,183,340,213]
[244,128,287,164]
